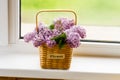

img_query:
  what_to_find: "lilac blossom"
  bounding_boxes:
[32,33,45,47]
[64,29,72,37]
[43,29,53,40]
[66,32,80,48]
[38,23,53,40]
[54,18,75,31]
[46,40,56,47]
[32,40,42,47]
[38,23,47,34]
[33,33,45,42]
[52,29,62,37]
[71,26,86,38]
[62,18,74,30]
[24,17,86,48]
[24,31,36,42]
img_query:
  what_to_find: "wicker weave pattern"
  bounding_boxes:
[39,44,73,69]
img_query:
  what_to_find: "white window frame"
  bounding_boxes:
[0,0,120,57]
[0,0,8,46]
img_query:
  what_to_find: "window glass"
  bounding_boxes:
[21,0,120,42]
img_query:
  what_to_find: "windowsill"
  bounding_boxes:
[0,53,120,80]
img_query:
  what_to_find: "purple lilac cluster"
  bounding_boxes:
[66,32,80,48]
[71,25,86,38]
[64,25,86,48]
[24,31,37,43]
[24,23,56,47]
[52,29,62,37]
[54,18,74,31]
[24,17,86,48]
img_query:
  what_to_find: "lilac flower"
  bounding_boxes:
[32,40,42,47]
[24,17,86,48]
[46,40,56,47]
[52,29,62,37]
[68,19,75,27]
[70,25,86,38]
[64,29,72,37]
[66,32,80,48]
[43,29,53,40]
[54,19,62,30]
[62,18,74,30]
[38,23,47,34]
[38,23,53,40]
[54,18,75,31]
[32,33,45,47]
[34,33,45,41]
[24,31,36,43]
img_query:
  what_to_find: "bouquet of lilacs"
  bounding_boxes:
[24,18,86,48]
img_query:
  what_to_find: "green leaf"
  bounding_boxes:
[51,33,67,49]
[51,36,59,40]
[49,24,54,30]
[55,38,60,44]
[58,39,65,49]
[60,33,66,39]
[51,36,60,44]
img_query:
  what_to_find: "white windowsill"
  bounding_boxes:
[0,53,120,80]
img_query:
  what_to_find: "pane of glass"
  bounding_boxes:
[21,0,120,42]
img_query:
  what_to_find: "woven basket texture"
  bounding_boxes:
[39,44,73,69]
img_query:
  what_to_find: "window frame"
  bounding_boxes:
[0,0,8,46]
[0,0,120,57]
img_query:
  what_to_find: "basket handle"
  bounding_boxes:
[36,10,77,32]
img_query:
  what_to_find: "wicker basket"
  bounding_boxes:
[39,44,73,69]
[36,10,77,69]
